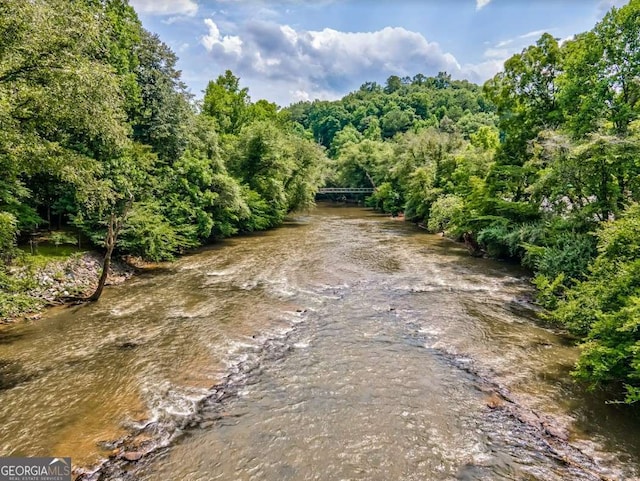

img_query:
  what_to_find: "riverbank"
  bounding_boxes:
[0,208,519,326]
[0,205,365,326]
[1,205,638,479]
[1,251,136,325]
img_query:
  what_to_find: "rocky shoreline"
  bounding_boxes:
[4,252,137,324]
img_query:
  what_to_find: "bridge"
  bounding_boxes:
[317,187,375,194]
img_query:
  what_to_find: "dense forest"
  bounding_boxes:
[1,0,639,404]
[0,1,327,308]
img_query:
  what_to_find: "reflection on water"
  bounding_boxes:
[0,205,638,480]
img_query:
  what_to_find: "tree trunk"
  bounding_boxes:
[88,244,113,302]
[87,204,128,301]
[87,213,116,302]
[364,169,377,189]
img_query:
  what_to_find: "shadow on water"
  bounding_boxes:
[0,359,35,391]
[568,382,640,462]
[0,328,29,345]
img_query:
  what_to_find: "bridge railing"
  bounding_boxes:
[317,188,375,194]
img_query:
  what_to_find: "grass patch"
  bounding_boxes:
[17,244,88,269]
[0,291,43,319]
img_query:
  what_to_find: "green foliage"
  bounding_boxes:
[532,273,566,311]
[368,182,403,215]
[0,212,18,263]
[0,0,129,233]
[524,232,596,281]
[476,221,512,258]
[404,166,437,223]
[285,72,494,149]
[381,108,414,138]
[19,245,85,266]
[49,232,77,248]
[551,206,640,402]
[558,1,640,136]
[0,254,43,320]
[238,188,273,232]
[427,195,464,233]
[202,70,250,135]
[335,139,393,189]
[469,125,499,150]
[118,202,184,261]
[229,121,326,227]
[285,136,327,212]
[0,0,328,276]
[132,30,191,162]
[0,291,42,320]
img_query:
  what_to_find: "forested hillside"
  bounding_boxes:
[0,1,327,309]
[282,1,640,404]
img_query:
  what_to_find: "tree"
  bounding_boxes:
[132,30,192,162]
[484,33,562,204]
[73,143,155,300]
[553,205,640,403]
[594,0,640,134]
[0,0,129,239]
[306,101,350,147]
[335,140,393,188]
[384,75,403,94]
[381,109,414,138]
[530,130,640,222]
[427,195,464,233]
[330,125,362,158]
[202,70,249,135]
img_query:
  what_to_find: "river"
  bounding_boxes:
[0,205,638,480]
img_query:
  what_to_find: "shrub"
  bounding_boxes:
[0,212,18,263]
[427,195,464,233]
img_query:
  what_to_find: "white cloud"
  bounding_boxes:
[483,48,510,59]
[484,28,554,69]
[130,0,198,16]
[198,19,503,104]
[201,19,243,56]
[476,0,491,11]
[162,15,193,25]
[495,29,550,49]
[462,59,504,81]
[519,29,549,40]
[292,89,311,102]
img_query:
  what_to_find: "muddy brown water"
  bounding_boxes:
[0,205,639,480]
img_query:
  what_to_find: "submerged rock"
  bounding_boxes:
[122,452,143,462]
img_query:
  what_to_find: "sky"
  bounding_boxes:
[129,0,629,106]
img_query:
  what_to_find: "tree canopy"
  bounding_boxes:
[0,0,328,295]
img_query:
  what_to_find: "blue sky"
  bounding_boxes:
[130,0,628,106]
